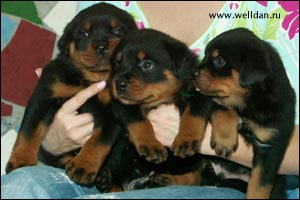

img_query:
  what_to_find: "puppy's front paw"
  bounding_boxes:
[171,134,201,158]
[210,132,238,157]
[137,142,168,164]
[151,174,171,186]
[65,156,98,185]
[210,109,239,157]
[6,154,37,174]
[95,167,112,193]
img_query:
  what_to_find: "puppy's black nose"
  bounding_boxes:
[116,80,128,92]
[93,40,108,56]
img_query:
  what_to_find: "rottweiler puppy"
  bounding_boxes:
[193,28,295,198]
[110,28,214,164]
[92,28,219,191]
[6,2,138,185]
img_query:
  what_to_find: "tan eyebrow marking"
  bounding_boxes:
[137,51,146,60]
[212,49,219,58]
[84,22,91,30]
[110,19,117,29]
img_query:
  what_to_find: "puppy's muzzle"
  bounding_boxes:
[195,71,211,91]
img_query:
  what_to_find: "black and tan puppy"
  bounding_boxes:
[6,2,137,185]
[110,28,214,165]
[193,28,295,198]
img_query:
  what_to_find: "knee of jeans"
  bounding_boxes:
[5,166,37,181]
[3,166,63,184]
[1,166,66,199]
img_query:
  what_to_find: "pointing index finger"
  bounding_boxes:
[59,81,106,114]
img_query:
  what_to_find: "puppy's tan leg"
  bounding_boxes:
[65,128,112,185]
[246,166,273,199]
[210,109,239,157]
[152,160,207,186]
[128,119,168,164]
[172,105,206,158]
[6,122,48,173]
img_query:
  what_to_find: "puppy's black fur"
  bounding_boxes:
[6,2,137,185]
[194,28,295,198]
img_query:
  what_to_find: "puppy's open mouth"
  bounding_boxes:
[88,68,111,73]
[85,63,111,73]
[197,89,229,99]
[118,95,153,105]
[211,95,229,99]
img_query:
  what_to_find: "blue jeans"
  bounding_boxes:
[1,166,298,199]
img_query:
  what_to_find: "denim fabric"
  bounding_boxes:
[1,166,298,199]
[76,186,245,199]
[1,166,245,199]
[1,166,99,199]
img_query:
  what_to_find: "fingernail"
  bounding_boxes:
[96,81,106,90]
[35,69,41,77]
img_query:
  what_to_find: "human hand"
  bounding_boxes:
[148,105,215,153]
[35,68,106,155]
[147,104,180,147]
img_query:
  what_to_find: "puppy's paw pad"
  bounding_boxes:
[152,174,170,186]
[210,136,238,157]
[138,144,168,164]
[5,157,37,174]
[96,167,112,193]
[66,160,98,185]
[171,137,200,158]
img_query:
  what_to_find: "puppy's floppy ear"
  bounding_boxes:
[163,38,197,82]
[57,22,73,58]
[239,46,271,89]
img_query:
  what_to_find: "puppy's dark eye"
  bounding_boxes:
[138,60,155,71]
[96,44,108,56]
[80,28,89,38]
[112,26,126,37]
[213,56,226,68]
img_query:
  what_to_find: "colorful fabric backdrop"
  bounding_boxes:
[1,1,74,134]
